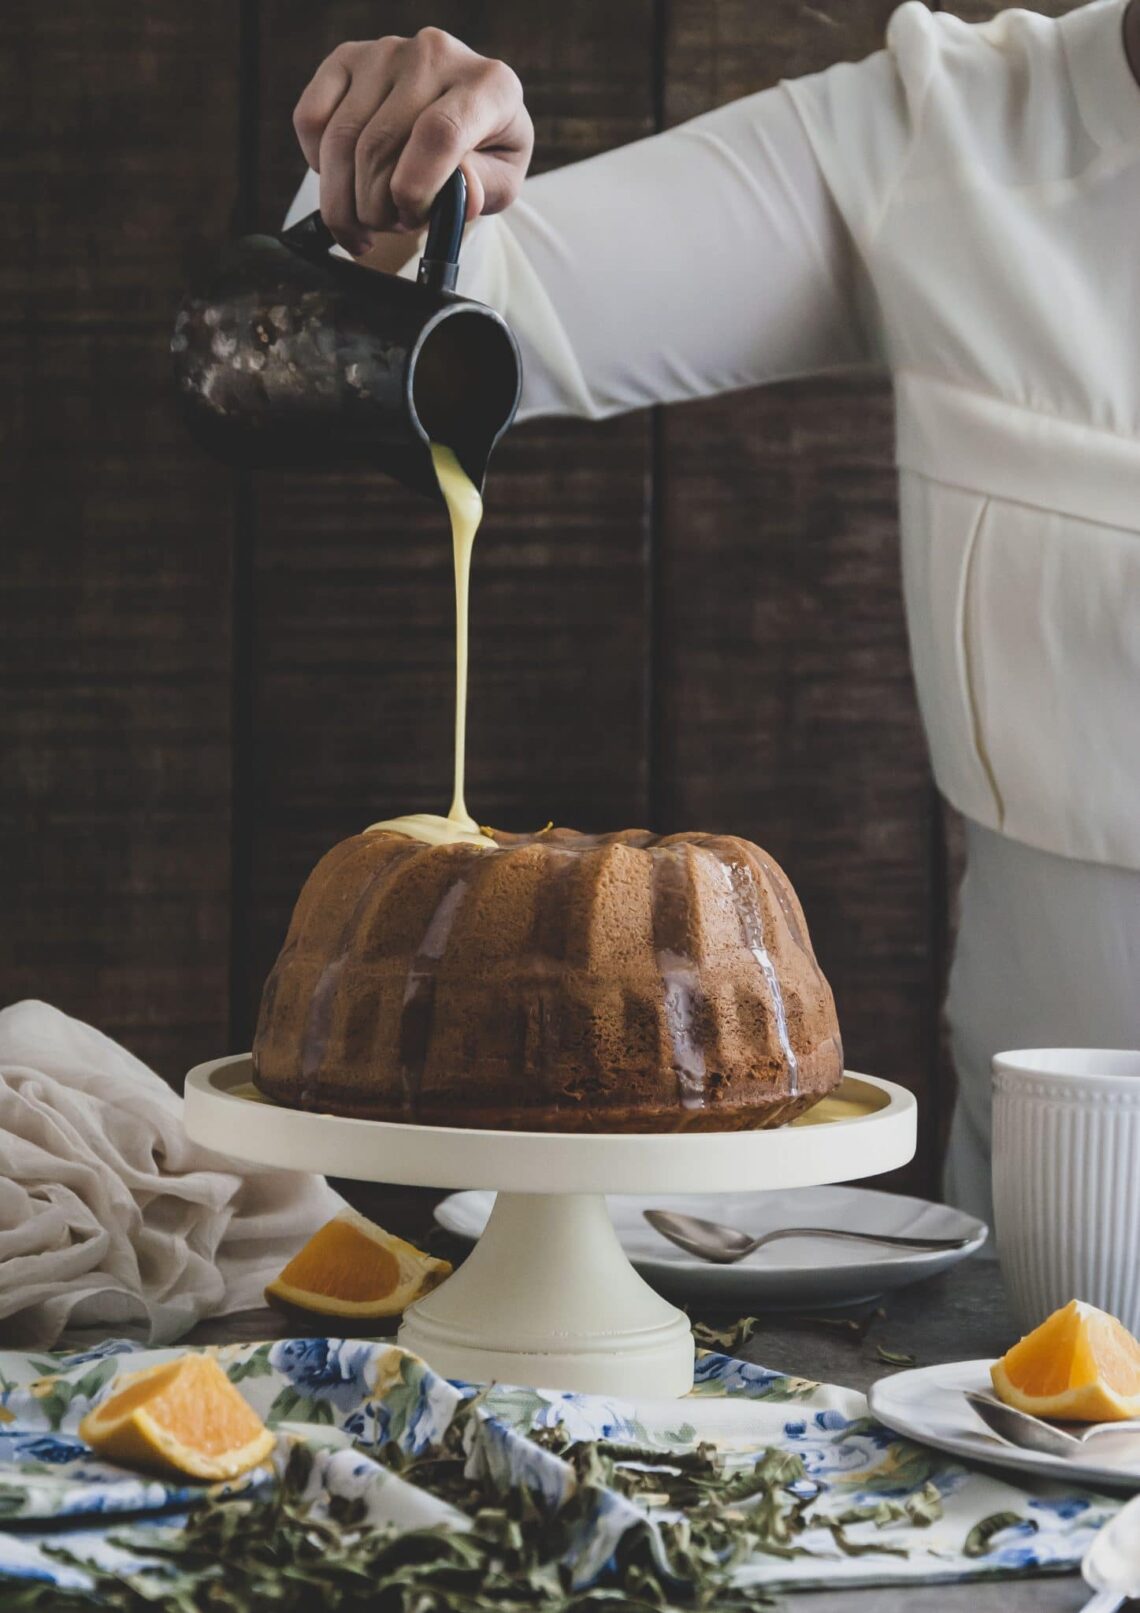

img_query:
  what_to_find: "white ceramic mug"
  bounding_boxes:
[992,1049,1140,1337]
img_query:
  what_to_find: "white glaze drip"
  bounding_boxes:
[657,947,708,1109]
[723,861,799,1095]
[398,872,473,1108]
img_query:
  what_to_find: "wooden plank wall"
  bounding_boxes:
[1,4,241,1067]
[1,0,1079,1195]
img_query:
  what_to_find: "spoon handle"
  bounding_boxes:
[754,1227,972,1253]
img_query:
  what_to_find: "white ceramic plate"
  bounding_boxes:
[434,1186,987,1310]
[869,1358,1140,1492]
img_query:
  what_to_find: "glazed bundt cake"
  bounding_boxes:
[252,827,843,1132]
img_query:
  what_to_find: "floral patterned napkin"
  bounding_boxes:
[0,1337,1120,1594]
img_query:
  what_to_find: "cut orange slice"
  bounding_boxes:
[991,1299,1140,1422]
[265,1207,452,1319]
[79,1353,275,1480]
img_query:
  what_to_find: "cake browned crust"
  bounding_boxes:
[251,827,843,1132]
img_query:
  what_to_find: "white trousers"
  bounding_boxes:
[943,818,1140,1228]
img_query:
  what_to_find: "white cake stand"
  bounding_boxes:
[185,1057,915,1398]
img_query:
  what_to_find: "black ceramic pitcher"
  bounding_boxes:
[171,171,521,497]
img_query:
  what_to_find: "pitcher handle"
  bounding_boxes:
[279,208,337,262]
[280,168,468,291]
[417,168,467,292]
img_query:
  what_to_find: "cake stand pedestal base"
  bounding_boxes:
[399,1191,693,1396]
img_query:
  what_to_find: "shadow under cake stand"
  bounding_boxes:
[185,1058,915,1398]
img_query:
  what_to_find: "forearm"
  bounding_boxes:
[450,84,877,422]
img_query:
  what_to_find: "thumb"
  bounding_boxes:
[460,160,486,221]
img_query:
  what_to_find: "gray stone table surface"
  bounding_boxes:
[732,1256,1132,1612]
[734,1247,1012,1398]
[188,1196,1136,1613]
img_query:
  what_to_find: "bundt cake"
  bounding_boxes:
[252,827,843,1132]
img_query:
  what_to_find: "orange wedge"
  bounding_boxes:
[79,1353,275,1480]
[265,1207,452,1320]
[991,1299,1140,1422]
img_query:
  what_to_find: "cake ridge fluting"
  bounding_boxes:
[252,825,844,1133]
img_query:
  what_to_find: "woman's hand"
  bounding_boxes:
[294,28,533,256]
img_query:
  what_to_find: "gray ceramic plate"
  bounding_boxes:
[435,1186,987,1310]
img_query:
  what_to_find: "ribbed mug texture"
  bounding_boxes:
[992,1053,1140,1337]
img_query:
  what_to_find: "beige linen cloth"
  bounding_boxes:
[0,1000,343,1348]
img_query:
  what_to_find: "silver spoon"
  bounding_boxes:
[643,1208,975,1265]
[964,1390,1140,1457]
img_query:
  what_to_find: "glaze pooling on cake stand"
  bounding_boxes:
[185,1057,916,1397]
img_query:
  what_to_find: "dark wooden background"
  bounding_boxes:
[1,0,1075,1196]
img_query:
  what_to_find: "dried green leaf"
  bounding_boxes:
[874,1345,917,1368]
[691,1317,760,1353]
[905,1482,943,1528]
[824,1521,910,1559]
[964,1510,1037,1558]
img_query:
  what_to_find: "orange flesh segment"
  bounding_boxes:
[272,1217,401,1303]
[996,1300,1140,1404]
[1000,1301,1083,1396]
[91,1355,268,1459]
[1089,1308,1140,1392]
[94,1361,182,1421]
[1068,1318,1099,1390]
